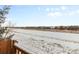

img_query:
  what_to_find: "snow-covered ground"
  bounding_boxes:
[11,29,79,54]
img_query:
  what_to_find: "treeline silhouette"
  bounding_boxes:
[11,26,79,31]
[54,26,79,30]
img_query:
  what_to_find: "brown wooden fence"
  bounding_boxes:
[13,45,29,54]
[0,39,29,54]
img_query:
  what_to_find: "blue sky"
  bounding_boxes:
[3,5,79,26]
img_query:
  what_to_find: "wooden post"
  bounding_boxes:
[0,39,17,54]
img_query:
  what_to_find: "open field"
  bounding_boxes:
[11,29,79,54]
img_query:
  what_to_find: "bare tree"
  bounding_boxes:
[0,5,14,39]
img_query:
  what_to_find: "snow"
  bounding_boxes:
[12,29,79,54]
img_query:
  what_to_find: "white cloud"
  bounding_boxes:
[48,13,55,16]
[46,8,50,12]
[66,10,79,16]
[38,7,41,11]
[63,13,68,16]
[55,12,62,16]
[76,10,79,13]
[48,12,62,17]
[48,11,77,17]
[55,8,60,11]
[68,11,75,16]
[47,7,79,17]
[48,11,75,17]
[61,6,66,10]
[51,8,54,11]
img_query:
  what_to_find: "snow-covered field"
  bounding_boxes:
[11,29,79,54]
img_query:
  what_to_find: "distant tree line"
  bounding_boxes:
[11,26,79,31]
[10,26,51,30]
[54,26,79,30]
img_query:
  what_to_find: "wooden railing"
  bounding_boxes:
[13,45,30,54]
[0,39,30,54]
